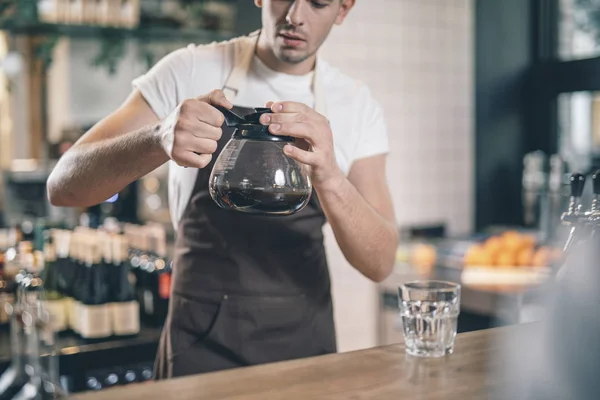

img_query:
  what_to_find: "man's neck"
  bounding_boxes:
[255,35,316,76]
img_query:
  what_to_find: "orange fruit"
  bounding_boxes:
[484,236,503,257]
[501,231,523,251]
[495,251,517,268]
[521,234,536,249]
[479,250,495,267]
[532,247,551,267]
[411,244,437,269]
[464,244,483,266]
[517,247,534,267]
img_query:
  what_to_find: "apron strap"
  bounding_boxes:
[221,29,327,117]
[313,58,328,117]
[222,30,260,102]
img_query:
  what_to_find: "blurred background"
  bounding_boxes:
[0,0,599,395]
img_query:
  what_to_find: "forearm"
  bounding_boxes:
[317,178,399,282]
[47,124,168,207]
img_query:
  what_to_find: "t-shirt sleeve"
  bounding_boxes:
[352,86,390,162]
[132,44,195,120]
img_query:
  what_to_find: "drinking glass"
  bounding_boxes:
[398,280,461,357]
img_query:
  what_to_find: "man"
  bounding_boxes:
[47,0,399,379]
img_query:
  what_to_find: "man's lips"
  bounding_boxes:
[278,32,306,46]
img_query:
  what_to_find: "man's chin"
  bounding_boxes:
[275,48,310,65]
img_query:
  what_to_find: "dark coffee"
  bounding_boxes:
[212,186,310,215]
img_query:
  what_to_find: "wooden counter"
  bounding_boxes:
[70,324,528,400]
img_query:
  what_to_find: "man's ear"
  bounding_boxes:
[254,0,263,7]
[335,0,355,25]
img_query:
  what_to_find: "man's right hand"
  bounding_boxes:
[158,89,233,169]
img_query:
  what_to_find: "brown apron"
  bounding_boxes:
[153,32,336,379]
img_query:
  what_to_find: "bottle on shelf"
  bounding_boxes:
[0,247,12,328]
[37,0,62,23]
[149,225,171,326]
[109,234,140,336]
[123,223,171,327]
[39,231,68,333]
[65,0,82,24]
[53,230,75,333]
[4,226,23,280]
[77,232,112,340]
[9,274,67,399]
[0,279,29,400]
[66,230,82,334]
[82,0,98,24]
[95,0,113,26]
[119,0,140,28]
[136,228,154,325]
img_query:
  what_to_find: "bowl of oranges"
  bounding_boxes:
[464,230,562,269]
[461,230,561,287]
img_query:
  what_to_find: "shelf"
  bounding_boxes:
[0,21,235,43]
[0,322,163,382]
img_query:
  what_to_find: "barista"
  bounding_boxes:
[47,0,399,378]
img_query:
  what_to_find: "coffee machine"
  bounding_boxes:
[559,170,600,261]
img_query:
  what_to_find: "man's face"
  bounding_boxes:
[255,0,354,64]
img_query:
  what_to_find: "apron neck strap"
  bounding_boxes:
[221,30,327,117]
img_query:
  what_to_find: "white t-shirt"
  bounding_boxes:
[132,35,389,226]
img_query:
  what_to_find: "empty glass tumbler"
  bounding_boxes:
[398,280,461,357]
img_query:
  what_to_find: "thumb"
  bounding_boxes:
[199,89,233,109]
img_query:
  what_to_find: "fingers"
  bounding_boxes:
[260,112,305,125]
[180,98,224,128]
[193,89,234,127]
[182,137,218,155]
[170,130,218,168]
[268,122,314,142]
[269,101,311,114]
[199,89,233,109]
[172,150,213,169]
[283,144,317,165]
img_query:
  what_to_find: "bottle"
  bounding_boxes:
[71,227,93,336]
[10,279,67,400]
[78,233,111,340]
[37,0,60,23]
[66,231,82,334]
[39,232,68,333]
[0,251,10,328]
[119,0,140,28]
[149,225,171,326]
[0,289,30,400]
[124,225,142,319]
[53,230,74,333]
[4,226,23,279]
[109,234,140,336]
[129,227,152,324]
[0,269,51,400]
[0,231,9,328]
[67,0,84,24]
[82,0,97,24]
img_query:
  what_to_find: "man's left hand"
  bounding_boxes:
[260,101,345,191]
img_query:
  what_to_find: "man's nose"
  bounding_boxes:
[286,0,307,26]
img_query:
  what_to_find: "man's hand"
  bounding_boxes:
[159,89,233,169]
[260,101,345,191]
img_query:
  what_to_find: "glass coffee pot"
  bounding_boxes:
[208,106,312,215]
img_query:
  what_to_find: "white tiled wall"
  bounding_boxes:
[320,0,474,352]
